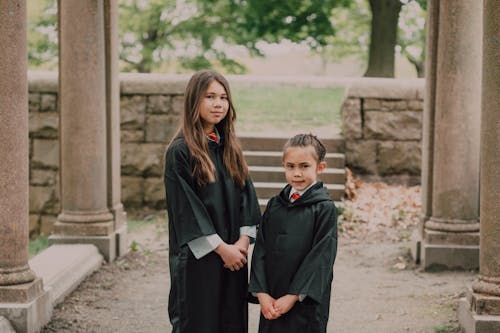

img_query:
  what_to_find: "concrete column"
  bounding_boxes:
[458,0,500,331]
[412,0,440,263]
[419,0,482,270]
[104,0,128,257]
[0,2,50,331]
[50,0,126,261]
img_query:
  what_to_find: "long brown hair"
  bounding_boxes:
[170,70,248,187]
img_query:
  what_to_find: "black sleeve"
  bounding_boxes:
[240,176,261,229]
[287,202,338,303]
[248,199,273,294]
[164,142,216,247]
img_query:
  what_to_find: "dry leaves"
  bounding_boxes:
[339,171,421,242]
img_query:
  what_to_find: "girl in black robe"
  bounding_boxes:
[164,71,260,333]
[249,134,338,333]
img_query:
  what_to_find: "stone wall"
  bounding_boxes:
[341,78,424,184]
[28,72,187,236]
[27,72,424,236]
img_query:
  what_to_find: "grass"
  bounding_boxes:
[29,236,49,257]
[232,85,344,133]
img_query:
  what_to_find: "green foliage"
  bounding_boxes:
[27,0,58,70]
[29,236,49,257]
[434,323,460,333]
[320,0,426,76]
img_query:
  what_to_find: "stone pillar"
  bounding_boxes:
[0,1,50,332]
[50,0,127,261]
[104,0,128,257]
[418,0,482,270]
[412,0,440,262]
[458,0,500,331]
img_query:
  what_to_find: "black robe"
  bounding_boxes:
[164,135,260,333]
[249,182,338,333]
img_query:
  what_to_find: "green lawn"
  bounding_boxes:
[231,85,344,135]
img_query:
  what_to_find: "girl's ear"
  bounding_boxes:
[317,161,327,174]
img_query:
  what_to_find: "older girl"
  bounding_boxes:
[164,70,260,333]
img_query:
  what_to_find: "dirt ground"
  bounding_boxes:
[42,182,476,333]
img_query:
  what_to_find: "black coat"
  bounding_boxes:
[249,182,338,333]
[164,135,260,333]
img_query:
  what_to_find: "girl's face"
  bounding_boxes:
[199,80,229,132]
[283,146,326,191]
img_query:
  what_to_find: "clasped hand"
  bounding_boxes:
[256,293,298,320]
[214,235,249,271]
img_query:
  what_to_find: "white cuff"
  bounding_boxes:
[187,234,223,259]
[240,225,257,239]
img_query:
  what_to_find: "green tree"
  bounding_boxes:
[28,0,58,70]
[322,0,426,77]
[365,0,426,77]
[119,0,349,73]
[28,0,349,73]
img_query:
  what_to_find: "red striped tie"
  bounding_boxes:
[207,132,218,143]
[291,192,300,202]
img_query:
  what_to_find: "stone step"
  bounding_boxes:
[244,151,345,169]
[253,182,344,200]
[240,135,345,153]
[249,166,345,184]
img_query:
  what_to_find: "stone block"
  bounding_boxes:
[341,98,362,139]
[30,244,103,304]
[120,95,146,130]
[424,229,479,246]
[458,297,500,333]
[408,99,424,110]
[345,140,378,174]
[145,114,179,143]
[30,169,57,186]
[121,130,144,143]
[121,143,164,177]
[144,177,166,209]
[29,186,56,214]
[147,94,172,114]
[421,242,479,271]
[28,93,40,113]
[377,141,421,175]
[29,215,40,235]
[40,215,57,236]
[363,98,381,110]
[32,139,59,169]
[0,284,51,333]
[40,94,57,112]
[364,111,422,140]
[29,112,58,139]
[0,316,15,333]
[171,95,184,115]
[380,99,408,111]
[121,176,145,207]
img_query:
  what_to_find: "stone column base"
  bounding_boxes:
[458,297,500,333]
[49,225,128,262]
[0,286,51,333]
[411,230,479,271]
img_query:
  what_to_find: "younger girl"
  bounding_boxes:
[164,70,261,333]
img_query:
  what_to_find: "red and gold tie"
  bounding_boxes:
[291,192,300,202]
[207,132,218,144]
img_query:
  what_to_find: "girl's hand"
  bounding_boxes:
[274,294,299,315]
[234,235,250,256]
[214,242,247,271]
[257,293,280,320]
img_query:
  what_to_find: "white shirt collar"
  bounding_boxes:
[289,181,317,200]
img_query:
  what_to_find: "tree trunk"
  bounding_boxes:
[364,0,402,77]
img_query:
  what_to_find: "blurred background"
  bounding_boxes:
[27,0,426,78]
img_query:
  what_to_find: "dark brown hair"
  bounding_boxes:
[170,70,248,187]
[283,133,327,163]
